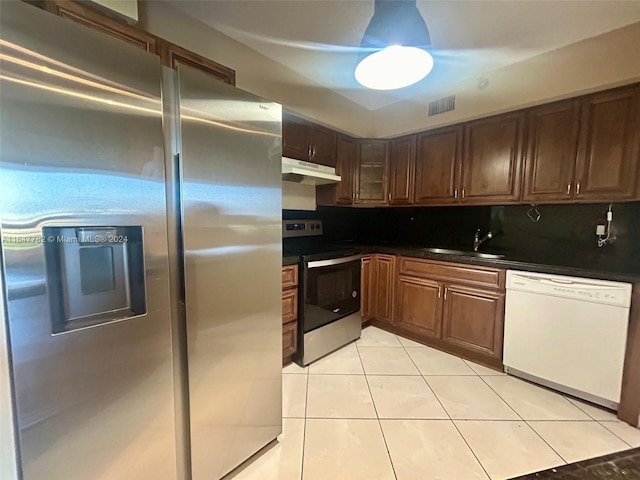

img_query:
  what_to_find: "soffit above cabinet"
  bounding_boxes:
[163,1,640,137]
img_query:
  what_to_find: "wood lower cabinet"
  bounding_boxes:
[282,265,299,363]
[372,254,395,325]
[360,256,373,323]
[368,256,505,368]
[282,322,297,360]
[441,284,504,360]
[395,275,442,338]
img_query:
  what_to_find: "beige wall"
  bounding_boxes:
[91,0,138,21]
[0,267,18,480]
[143,1,375,137]
[143,3,640,139]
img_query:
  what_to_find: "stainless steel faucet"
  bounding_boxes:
[473,229,493,252]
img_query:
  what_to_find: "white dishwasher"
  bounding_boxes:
[504,270,632,410]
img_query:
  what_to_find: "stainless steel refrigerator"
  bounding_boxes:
[0,3,282,479]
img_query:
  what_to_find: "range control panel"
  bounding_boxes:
[283,220,323,238]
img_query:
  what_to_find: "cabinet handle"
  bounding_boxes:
[352,192,355,201]
[388,193,391,203]
[566,183,571,195]
[308,146,312,158]
[454,189,458,199]
[444,289,447,300]
[461,189,465,199]
[438,287,441,299]
[576,182,581,195]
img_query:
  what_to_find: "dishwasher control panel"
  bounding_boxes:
[506,270,631,307]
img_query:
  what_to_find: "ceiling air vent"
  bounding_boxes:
[428,95,455,116]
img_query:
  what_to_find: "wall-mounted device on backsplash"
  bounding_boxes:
[596,204,617,248]
[43,226,146,334]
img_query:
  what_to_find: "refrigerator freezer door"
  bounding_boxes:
[178,66,283,479]
[0,3,177,479]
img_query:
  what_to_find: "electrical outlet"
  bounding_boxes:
[596,224,606,235]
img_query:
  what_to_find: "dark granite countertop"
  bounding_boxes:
[509,447,640,479]
[345,244,640,283]
[282,255,300,267]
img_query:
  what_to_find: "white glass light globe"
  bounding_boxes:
[355,45,434,90]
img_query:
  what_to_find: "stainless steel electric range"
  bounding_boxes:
[283,220,362,366]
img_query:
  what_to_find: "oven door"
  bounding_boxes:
[303,254,361,333]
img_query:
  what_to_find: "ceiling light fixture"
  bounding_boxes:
[355,0,433,90]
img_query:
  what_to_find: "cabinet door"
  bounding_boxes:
[283,114,312,161]
[282,321,298,359]
[159,42,236,85]
[311,126,337,167]
[574,87,640,201]
[414,126,462,204]
[395,275,443,339]
[442,285,504,360]
[373,254,395,324]
[335,135,356,205]
[389,135,416,205]
[360,256,373,323]
[282,288,298,324]
[462,113,524,203]
[47,0,157,53]
[523,101,580,202]
[355,140,389,204]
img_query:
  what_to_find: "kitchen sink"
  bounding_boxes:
[421,247,505,260]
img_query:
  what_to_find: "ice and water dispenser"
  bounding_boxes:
[43,226,146,333]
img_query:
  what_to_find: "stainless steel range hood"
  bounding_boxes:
[282,157,341,185]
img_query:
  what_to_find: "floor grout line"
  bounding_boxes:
[299,361,309,480]
[394,329,494,480]
[355,338,399,480]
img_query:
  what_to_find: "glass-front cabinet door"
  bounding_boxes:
[355,139,389,204]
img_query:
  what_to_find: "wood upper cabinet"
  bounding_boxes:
[523,101,581,202]
[335,135,357,204]
[282,114,311,160]
[441,284,504,360]
[361,256,373,323]
[372,254,395,324]
[45,0,157,53]
[574,87,640,201]
[159,42,236,85]
[310,126,337,167]
[282,114,337,167]
[355,140,389,204]
[395,275,443,339]
[389,135,416,205]
[414,126,463,204]
[462,112,524,204]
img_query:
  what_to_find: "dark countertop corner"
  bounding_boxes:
[282,255,300,267]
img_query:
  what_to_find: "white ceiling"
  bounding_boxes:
[166,0,640,112]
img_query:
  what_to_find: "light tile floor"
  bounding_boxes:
[228,326,640,480]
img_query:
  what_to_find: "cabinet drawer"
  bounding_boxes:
[399,257,504,289]
[282,288,298,324]
[282,265,298,289]
[283,321,298,358]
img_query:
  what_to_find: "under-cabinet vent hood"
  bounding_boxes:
[282,157,341,185]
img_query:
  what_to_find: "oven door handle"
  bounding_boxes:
[306,254,362,269]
